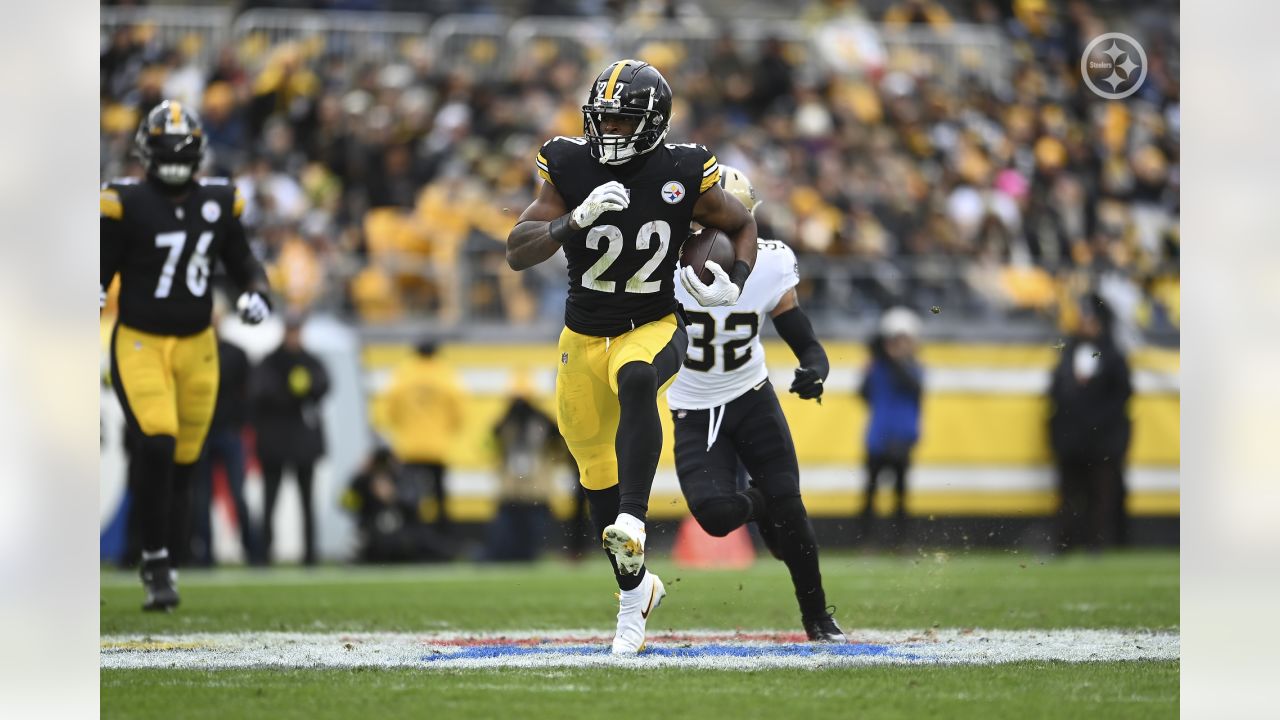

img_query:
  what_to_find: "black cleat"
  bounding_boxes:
[803,611,848,643]
[140,557,180,612]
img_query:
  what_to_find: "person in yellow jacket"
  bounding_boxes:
[379,340,466,530]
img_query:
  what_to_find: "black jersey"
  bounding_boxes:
[537,137,721,337]
[101,177,265,336]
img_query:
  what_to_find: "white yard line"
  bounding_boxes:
[101,629,1179,670]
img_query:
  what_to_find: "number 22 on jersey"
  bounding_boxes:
[579,220,670,294]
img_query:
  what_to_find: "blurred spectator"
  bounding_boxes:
[190,311,259,566]
[479,380,562,563]
[377,340,465,532]
[341,447,451,563]
[251,313,330,565]
[1048,295,1133,551]
[858,306,924,547]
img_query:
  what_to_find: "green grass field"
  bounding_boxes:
[100,550,1179,719]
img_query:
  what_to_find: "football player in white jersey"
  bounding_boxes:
[669,165,846,642]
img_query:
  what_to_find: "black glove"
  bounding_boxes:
[790,366,826,401]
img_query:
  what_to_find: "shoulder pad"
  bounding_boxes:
[666,143,719,194]
[100,186,124,220]
[537,136,590,185]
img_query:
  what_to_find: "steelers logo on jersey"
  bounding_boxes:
[661,181,686,204]
[202,200,221,223]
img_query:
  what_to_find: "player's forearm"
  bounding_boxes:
[773,307,829,376]
[506,217,574,271]
[727,215,758,289]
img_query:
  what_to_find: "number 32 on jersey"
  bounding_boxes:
[579,220,670,294]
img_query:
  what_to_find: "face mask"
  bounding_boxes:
[155,163,194,185]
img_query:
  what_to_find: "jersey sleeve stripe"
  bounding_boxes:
[233,188,246,218]
[703,155,717,170]
[100,189,123,220]
[702,162,720,178]
[537,167,554,184]
[700,166,721,193]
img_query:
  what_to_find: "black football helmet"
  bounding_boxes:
[582,59,672,165]
[134,100,206,186]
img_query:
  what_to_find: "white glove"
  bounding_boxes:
[236,291,271,325]
[571,180,629,228]
[679,260,741,307]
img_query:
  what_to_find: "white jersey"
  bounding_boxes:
[667,239,800,410]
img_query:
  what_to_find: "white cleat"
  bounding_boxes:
[602,513,647,575]
[611,570,666,655]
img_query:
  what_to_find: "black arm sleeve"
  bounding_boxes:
[101,217,126,289]
[772,307,829,379]
[219,218,270,295]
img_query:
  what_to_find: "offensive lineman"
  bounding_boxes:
[669,166,847,642]
[506,60,758,653]
[102,101,272,610]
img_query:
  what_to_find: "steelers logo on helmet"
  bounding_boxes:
[135,100,207,186]
[582,59,673,165]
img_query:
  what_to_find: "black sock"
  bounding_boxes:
[770,495,828,619]
[169,462,197,568]
[614,362,661,521]
[585,485,645,591]
[135,434,177,555]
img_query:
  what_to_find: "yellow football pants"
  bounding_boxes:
[111,323,219,464]
[555,314,684,491]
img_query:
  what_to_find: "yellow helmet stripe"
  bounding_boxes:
[169,101,182,125]
[603,60,631,101]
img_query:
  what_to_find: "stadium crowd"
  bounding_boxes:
[100,0,1179,345]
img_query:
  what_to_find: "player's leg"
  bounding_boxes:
[732,382,846,642]
[601,314,687,571]
[555,327,642,583]
[555,326,664,654]
[672,404,756,538]
[172,327,219,569]
[111,324,181,610]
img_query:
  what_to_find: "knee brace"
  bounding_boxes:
[691,495,751,537]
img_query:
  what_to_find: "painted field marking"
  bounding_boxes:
[101,629,1178,670]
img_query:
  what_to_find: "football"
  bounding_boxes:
[679,227,735,285]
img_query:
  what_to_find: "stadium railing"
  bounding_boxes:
[231,9,430,68]
[104,9,1014,94]
[100,5,234,70]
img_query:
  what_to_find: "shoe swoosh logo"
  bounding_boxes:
[640,584,657,619]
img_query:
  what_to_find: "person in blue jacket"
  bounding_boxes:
[858,307,924,547]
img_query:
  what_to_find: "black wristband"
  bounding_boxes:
[548,215,575,245]
[729,259,752,292]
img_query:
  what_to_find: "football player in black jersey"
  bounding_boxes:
[101,101,272,611]
[506,59,758,653]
